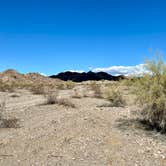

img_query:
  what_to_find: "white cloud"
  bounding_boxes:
[39,73,47,76]
[68,70,84,73]
[92,64,149,76]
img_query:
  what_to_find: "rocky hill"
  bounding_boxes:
[0,69,125,84]
[0,69,62,85]
[50,71,125,82]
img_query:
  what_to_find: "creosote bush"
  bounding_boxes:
[135,57,166,133]
[104,88,126,107]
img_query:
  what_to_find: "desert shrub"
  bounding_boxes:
[0,82,16,92]
[56,81,75,90]
[65,81,75,89]
[120,78,138,87]
[135,57,166,132]
[31,84,46,95]
[2,118,19,128]
[89,82,102,98]
[56,83,66,90]
[46,94,58,105]
[0,101,19,128]
[45,92,75,108]
[19,83,34,90]
[104,88,126,107]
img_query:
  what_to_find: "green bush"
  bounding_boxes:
[135,57,166,132]
[104,88,126,107]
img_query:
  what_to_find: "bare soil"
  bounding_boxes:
[0,85,166,166]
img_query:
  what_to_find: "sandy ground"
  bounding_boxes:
[0,86,166,166]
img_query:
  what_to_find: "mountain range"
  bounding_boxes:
[50,71,125,82]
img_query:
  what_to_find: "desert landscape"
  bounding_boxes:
[0,68,166,166]
[1,1,166,165]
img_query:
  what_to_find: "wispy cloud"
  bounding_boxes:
[39,73,47,76]
[92,64,148,76]
[68,70,84,73]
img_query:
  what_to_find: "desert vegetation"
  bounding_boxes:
[104,87,126,107]
[0,60,166,165]
[134,57,166,133]
[0,82,16,92]
[0,100,19,128]
[56,81,75,90]
[45,92,76,108]
[89,81,102,98]
[30,84,46,95]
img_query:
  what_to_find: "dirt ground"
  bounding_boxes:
[0,84,166,166]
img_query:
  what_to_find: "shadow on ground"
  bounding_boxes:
[115,118,166,142]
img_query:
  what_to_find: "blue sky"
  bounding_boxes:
[0,0,166,75]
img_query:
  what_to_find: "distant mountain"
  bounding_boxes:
[50,71,125,82]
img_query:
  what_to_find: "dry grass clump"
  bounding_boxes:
[65,81,75,89]
[0,82,16,93]
[46,94,58,105]
[31,84,46,95]
[45,92,75,108]
[2,118,20,128]
[89,82,102,98]
[56,81,75,90]
[104,88,126,107]
[0,101,19,128]
[56,83,66,90]
[0,82,33,92]
[135,57,166,133]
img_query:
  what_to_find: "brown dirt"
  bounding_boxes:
[0,85,165,166]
